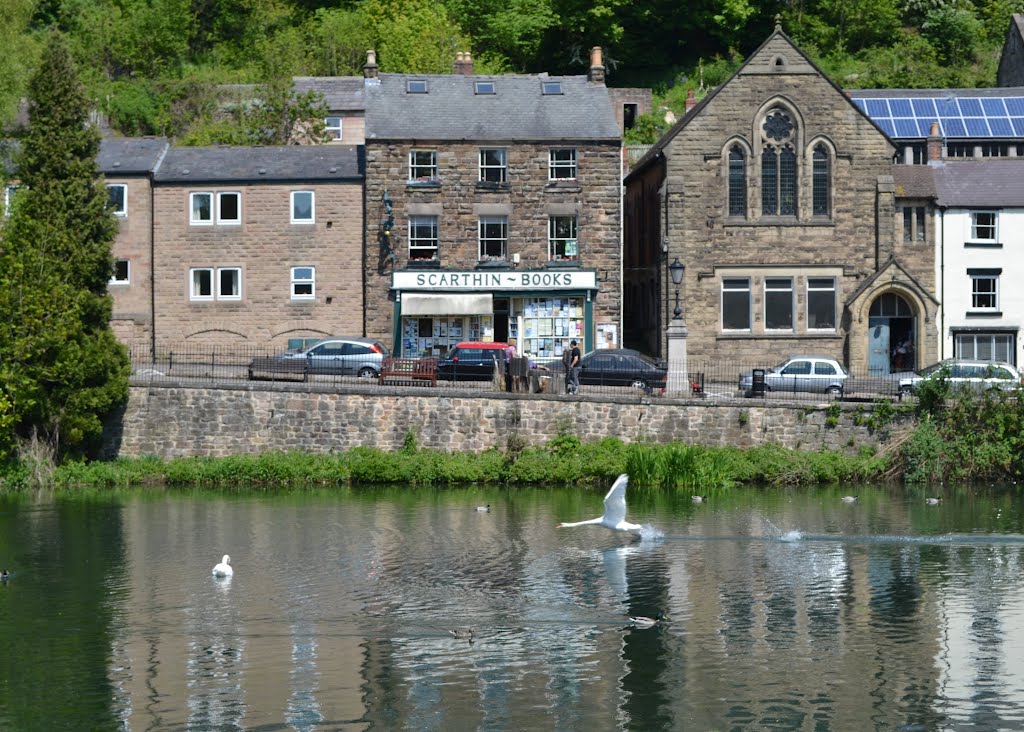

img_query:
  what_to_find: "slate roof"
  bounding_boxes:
[153,145,364,184]
[293,77,365,112]
[364,73,619,142]
[932,159,1024,207]
[98,137,168,175]
[893,165,936,199]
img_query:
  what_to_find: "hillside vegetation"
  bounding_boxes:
[0,0,1013,144]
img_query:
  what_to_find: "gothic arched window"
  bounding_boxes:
[728,145,746,217]
[812,144,830,217]
[761,109,796,216]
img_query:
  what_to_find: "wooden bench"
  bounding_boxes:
[247,356,308,382]
[379,357,438,386]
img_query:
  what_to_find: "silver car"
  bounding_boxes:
[898,359,1021,397]
[250,337,389,380]
[739,355,849,397]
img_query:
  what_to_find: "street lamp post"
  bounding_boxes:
[666,257,690,396]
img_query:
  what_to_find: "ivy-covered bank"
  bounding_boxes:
[24,434,886,491]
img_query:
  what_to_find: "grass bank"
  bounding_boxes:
[17,432,889,491]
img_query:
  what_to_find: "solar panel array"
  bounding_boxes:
[851,96,1024,139]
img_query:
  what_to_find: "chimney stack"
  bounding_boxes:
[685,89,696,113]
[588,46,606,84]
[363,49,379,79]
[927,121,943,162]
[454,51,474,75]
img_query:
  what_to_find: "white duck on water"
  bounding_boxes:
[212,555,233,577]
[556,474,642,534]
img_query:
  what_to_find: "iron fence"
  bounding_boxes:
[127,342,913,403]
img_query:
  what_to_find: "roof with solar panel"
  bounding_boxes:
[849,88,1024,139]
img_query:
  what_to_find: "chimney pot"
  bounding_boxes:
[685,89,696,112]
[364,49,379,79]
[588,46,606,84]
[927,121,943,162]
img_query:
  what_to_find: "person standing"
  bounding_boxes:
[567,339,581,394]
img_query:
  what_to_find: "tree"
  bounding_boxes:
[0,34,130,461]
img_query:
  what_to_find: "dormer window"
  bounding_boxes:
[542,81,562,95]
[475,81,495,94]
[407,79,428,94]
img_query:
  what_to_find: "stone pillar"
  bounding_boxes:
[666,318,691,397]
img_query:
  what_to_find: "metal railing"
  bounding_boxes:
[127,342,915,403]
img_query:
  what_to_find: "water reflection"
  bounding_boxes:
[4,488,1024,729]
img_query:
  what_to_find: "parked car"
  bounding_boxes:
[436,342,508,381]
[739,355,849,397]
[576,348,668,394]
[898,359,1022,396]
[248,337,388,380]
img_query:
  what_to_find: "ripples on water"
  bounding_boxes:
[2,487,1024,730]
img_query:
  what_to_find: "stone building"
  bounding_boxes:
[293,75,365,145]
[150,145,364,348]
[623,26,939,376]
[98,137,169,348]
[361,49,622,362]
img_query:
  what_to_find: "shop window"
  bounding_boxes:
[955,332,1014,363]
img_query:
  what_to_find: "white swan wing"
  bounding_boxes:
[602,474,629,526]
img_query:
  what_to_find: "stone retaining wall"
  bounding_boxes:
[104,381,905,459]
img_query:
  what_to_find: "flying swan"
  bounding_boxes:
[557,474,641,534]
[212,555,233,577]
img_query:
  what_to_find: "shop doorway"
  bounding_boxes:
[493,299,509,342]
[867,293,916,376]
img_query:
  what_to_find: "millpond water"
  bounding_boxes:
[1,483,1023,731]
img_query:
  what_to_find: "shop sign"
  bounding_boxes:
[393,269,597,291]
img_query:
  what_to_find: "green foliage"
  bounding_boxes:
[922,5,983,66]
[825,401,841,428]
[0,34,129,460]
[40,433,893,490]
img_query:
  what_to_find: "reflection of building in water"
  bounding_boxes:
[112,500,368,730]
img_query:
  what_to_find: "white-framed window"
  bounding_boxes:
[549,149,577,180]
[324,116,342,141]
[970,272,999,310]
[218,267,241,299]
[291,266,315,299]
[542,81,562,95]
[409,215,439,260]
[291,191,315,223]
[110,259,130,285]
[407,79,428,93]
[807,277,836,330]
[409,150,438,182]
[190,268,214,299]
[190,192,213,225]
[190,267,241,301]
[474,81,495,94]
[478,216,507,260]
[721,277,751,331]
[548,215,577,260]
[216,192,241,225]
[764,277,793,330]
[969,211,997,242]
[3,185,19,217]
[955,332,1014,363]
[107,184,127,216]
[479,149,507,183]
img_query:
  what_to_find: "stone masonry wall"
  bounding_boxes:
[152,181,364,349]
[363,140,623,350]
[109,174,154,346]
[107,381,897,459]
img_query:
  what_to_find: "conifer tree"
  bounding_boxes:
[0,33,130,462]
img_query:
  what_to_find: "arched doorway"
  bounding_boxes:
[868,293,916,375]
